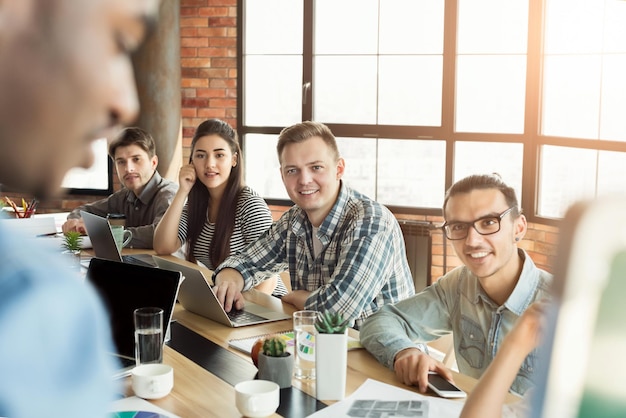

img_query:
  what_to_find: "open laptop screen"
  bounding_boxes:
[86,258,181,361]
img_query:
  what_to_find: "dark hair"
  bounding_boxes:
[443,173,521,218]
[185,119,243,267]
[276,121,340,163]
[108,127,156,159]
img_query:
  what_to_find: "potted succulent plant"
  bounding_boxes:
[315,311,350,400]
[255,335,293,389]
[61,231,83,270]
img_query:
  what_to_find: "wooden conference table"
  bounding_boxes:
[111,252,517,417]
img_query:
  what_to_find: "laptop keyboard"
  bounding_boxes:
[226,309,266,323]
[122,254,155,267]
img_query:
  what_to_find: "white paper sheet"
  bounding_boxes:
[306,378,464,418]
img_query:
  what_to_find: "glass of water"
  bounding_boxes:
[293,310,318,380]
[134,307,164,366]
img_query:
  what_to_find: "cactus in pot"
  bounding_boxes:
[257,334,293,388]
[315,311,350,334]
[315,311,349,400]
[262,335,288,357]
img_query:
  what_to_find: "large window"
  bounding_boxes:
[61,138,113,195]
[239,0,626,222]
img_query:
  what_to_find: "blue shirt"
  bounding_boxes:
[215,182,415,328]
[0,222,118,417]
[360,249,552,395]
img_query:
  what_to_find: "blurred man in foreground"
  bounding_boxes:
[0,1,161,416]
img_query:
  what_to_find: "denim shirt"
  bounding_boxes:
[360,249,552,395]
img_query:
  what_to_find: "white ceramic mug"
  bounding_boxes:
[234,380,279,418]
[131,363,174,399]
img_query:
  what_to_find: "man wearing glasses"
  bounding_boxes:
[360,173,552,397]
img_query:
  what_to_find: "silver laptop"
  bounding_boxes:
[81,210,156,267]
[152,256,291,327]
[86,258,182,379]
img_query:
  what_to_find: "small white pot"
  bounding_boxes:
[315,331,348,400]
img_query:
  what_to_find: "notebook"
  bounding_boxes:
[152,255,291,327]
[81,210,156,267]
[86,258,182,379]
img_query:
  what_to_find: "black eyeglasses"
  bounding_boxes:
[442,207,517,240]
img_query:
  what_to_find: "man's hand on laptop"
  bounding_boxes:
[62,218,87,235]
[213,268,245,312]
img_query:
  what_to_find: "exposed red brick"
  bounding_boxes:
[208,17,236,27]
[196,88,227,98]
[198,108,227,118]
[182,0,208,6]
[181,37,209,47]
[199,7,229,16]
[181,17,209,28]
[180,47,198,58]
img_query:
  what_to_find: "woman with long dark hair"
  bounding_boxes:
[154,119,286,296]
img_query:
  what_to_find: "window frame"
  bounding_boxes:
[237,0,626,227]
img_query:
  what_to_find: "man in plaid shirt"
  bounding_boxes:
[213,121,415,329]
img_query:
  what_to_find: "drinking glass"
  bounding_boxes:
[134,307,164,366]
[293,310,318,379]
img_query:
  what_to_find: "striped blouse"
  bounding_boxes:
[177,186,287,296]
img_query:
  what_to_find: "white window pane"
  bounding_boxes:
[604,1,626,53]
[314,0,378,54]
[62,138,109,190]
[378,56,443,126]
[455,55,527,134]
[244,56,302,126]
[457,0,528,54]
[600,54,626,141]
[454,142,524,203]
[538,146,597,218]
[598,151,626,196]
[244,0,303,54]
[336,137,377,200]
[314,56,377,124]
[377,139,446,208]
[379,0,444,54]
[541,55,602,139]
[243,134,289,200]
[544,0,605,54]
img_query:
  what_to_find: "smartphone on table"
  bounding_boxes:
[427,371,467,398]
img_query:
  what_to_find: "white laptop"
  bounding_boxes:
[81,210,156,267]
[86,258,182,379]
[152,255,291,327]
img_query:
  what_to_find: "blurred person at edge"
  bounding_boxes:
[0,1,162,417]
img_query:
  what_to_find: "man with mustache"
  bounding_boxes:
[63,127,177,249]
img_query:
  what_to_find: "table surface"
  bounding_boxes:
[111,252,518,417]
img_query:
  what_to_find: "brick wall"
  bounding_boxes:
[181,0,237,163]
[3,1,557,280]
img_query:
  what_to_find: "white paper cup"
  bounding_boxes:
[234,380,279,418]
[131,364,174,399]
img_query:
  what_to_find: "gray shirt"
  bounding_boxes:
[67,171,178,248]
[360,249,552,395]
